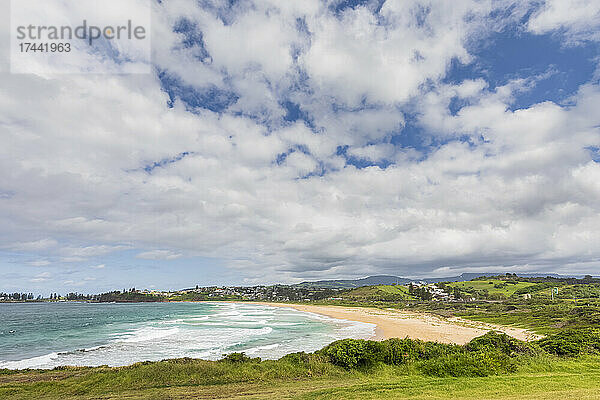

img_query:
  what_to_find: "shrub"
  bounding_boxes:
[381,338,462,365]
[221,352,260,363]
[465,331,539,356]
[381,338,417,365]
[418,351,517,377]
[538,329,600,356]
[420,341,464,359]
[318,339,384,369]
[0,369,21,375]
[280,352,311,364]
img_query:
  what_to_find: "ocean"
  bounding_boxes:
[0,302,375,369]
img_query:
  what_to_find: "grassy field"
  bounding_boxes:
[444,280,539,299]
[2,356,600,399]
[442,279,600,301]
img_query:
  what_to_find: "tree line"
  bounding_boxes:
[0,292,38,300]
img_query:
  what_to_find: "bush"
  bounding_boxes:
[319,338,464,369]
[279,352,311,364]
[318,339,384,369]
[418,351,517,377]
[381,338,462,365]
[0,369,21,375]
[220,352,260,363]
[538,329,600,356]
[465,331,539,356]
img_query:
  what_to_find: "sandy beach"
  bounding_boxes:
[254,303,543,344]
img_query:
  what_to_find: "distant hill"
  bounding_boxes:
[294,273,586,289]
[294,273,487,289]
[294,275,412,289]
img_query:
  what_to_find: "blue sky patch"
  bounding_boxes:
[445,30,599,111]
[158,70,238,112]
[173,18,212,62]
[143,152,194,174]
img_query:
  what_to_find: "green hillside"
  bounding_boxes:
[524,283,600,299]
[444,280,600,301]
[443,279,539,299]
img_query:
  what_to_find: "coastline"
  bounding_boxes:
[245,302,543,344]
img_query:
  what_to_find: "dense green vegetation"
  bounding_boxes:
[408,298,600,335]
[438,276,600,301]
[3,330,600,399]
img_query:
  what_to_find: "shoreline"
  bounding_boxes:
[244,302,543,344]
[7,301,542,343]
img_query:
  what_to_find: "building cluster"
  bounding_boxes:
[408,282,459,301]
[137,285,343,302]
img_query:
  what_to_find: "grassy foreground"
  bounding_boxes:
[2,356,600,399]
[3,331,600,400]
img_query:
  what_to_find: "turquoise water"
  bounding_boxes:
[0,302,375,369]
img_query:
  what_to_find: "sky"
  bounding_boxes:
[0,0,599,294]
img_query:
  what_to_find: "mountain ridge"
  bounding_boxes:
[294,273,587,289]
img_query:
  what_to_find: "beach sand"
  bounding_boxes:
[255,303,542,344]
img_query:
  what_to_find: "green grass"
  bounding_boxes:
[528,284,600,300]
[2,356,600,399]
[451,299,600,334]
[445,280,539,299]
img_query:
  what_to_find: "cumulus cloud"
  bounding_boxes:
[527,0,600,43]
[1,0,599,288]
[347,144,395,162]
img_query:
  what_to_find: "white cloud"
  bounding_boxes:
[6,239,58,252]
[347,144,395,162]
[59,245,131,258]
[30,272,51,282]
[27,260,51,267]
[527,0,600,43]
[63,277,95,286]
[136,250,182,260]
[300,0,487,106]
[1,0,600,285]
